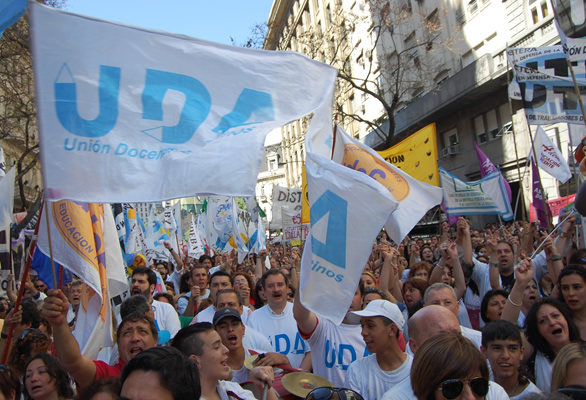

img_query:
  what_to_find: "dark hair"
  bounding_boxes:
[132,266,157,286]
[254,279,265,308]
[0,364,21,400]
[198,255,213,265]
[402,277,429,298]
[78,377,120,400]
[23,353,74,400]
[172,322,215,357]
[20,298,41,328]
[120,295,150,319]
[524,298,581,361]
[8,328,51,376]
[260,269,288,289]
[116,312,158,344]
[362,287,388,301]
[480,289,509,323]
[210,270,232,286]
[481,320,523,348]
[120,347,200,400]
[557,265,586,306]
[215,289,243,307]
[179,271,191,293]
[567,249,586,265]
[154,292,177,309]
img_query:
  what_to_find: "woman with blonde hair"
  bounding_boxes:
[551,342,586,393]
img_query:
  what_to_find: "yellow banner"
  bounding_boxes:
[301,164,310,224]
[377,123,439,187]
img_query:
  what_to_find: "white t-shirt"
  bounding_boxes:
[301,316,369,387]
[243,326,273,353]
[461,325,482,350]
[247,302,310,369]
[191,305,216,324]
[152,299,181,338]
[177,289,210,315]
[345,353,413,400]
[231,348,252,384]
[166,268,184,296]
[511,381,541,400]
[381,377,510,400]
[534,351,553,392]
[201,380,256,400]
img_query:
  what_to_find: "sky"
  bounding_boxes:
[66,0,274,46]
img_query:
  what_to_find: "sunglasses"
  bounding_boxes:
[437,377,489,399]
[18,328,47,343]
[306,387,364,400]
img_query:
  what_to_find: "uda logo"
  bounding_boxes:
[54,63,275,144]
[310,190,348,269]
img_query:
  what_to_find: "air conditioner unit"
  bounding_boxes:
[442,144,460,157]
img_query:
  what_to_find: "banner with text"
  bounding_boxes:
[30,2,337,202]
[270,185,302,229]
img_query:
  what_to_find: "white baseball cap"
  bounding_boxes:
[346,299,405,329]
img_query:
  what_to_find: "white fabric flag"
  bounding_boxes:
[195,214,210,255]
[300,96,398,325]
[37,202,128,358]
[440,167,514,220]
[332,126,443,243]
[0,167,16,230]
[206,196,235,253]
[534,126,572,183]
[187,214,205,259]
[30,2,337,203]
[0,148,6,178]
[125,208,153,266]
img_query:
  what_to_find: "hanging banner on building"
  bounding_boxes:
[377,123,439,186]
[439,167,513,220]
[270,185,302,229]
[507,45,586,125]
[29,2,337,203]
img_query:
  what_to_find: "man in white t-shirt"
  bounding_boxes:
[294,286,368,387]
[131,267,180,339]
[247,269,311,370]
[344,299,412,400]
[482,320,541,399]
[190,271,232,324]
[177,266,211,316]
[172,323,277,400]
[381,306,510,400]
[423,283,482,349]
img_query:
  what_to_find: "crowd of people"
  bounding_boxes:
[1,213,586,400]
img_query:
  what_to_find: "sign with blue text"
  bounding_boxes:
[29,2,337,202]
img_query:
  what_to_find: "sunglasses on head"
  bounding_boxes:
[18,328,47,342]
[437,377,489,399]
[558,388,586,400]
[305,387,364,400]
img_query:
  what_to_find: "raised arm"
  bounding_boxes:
[164,241,183,272]
[41,289,97,389]
[446,241,466,300]
[379,246,401,303]
[293,290,317,335]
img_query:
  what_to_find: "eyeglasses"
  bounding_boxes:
[18,328,47,343]
[558,388,586,400]
[437,378,489,399]
[35,285,46,290]
[305,387,364,400]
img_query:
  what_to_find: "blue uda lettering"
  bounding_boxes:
[274,333,306,355]
[324,341,370,370]
[310,190,348,269]
[54,63,275,143]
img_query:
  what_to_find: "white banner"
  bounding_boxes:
[0,167,15,231]
[534,126,572,183]
[270,185,302,229]
[30,2,337,202]
[187,214,205,259]
[440,167,514,220]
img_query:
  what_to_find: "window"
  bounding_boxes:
[475,114,486,144]
[486,109,499,140]
[443,128,459,146]
[528,0,550,24]
[326,5,332,26]
[468,0,479,17]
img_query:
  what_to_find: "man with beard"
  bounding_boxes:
[131,267,180,339]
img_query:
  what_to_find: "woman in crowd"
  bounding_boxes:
[503,259,581,392]
[23,353,74,400]
[551,342,586,393]
[8,328,52,378]
[360,271,377,290]
[480,289,508,324]
[411,332,490,400]
[0,364,20,400]
[233,272,256,310]
[408,262,431,281]
[557,264,586,340]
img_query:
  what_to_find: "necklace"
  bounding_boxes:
[508,381,520,397]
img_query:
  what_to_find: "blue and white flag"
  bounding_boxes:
[300,101,398,325]
[440,167,514,220]
[205,196,234,253]
[30,2,337,203]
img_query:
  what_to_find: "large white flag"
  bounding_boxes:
[534,126,572,183]
[30,2,337,203]
[37,202,128,358]
[300,100,398,325]
[0,167,16,230]
[333,126,443,243]
[187,214,205,259]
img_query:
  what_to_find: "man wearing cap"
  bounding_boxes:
[213,307,290,384]
[344,299,412,400]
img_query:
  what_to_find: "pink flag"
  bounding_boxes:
[532,158,552,228]
[474,142,513,201]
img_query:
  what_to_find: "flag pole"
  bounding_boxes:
[43,199,57,289]
[1,202,43,364]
